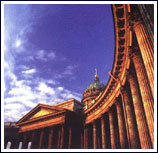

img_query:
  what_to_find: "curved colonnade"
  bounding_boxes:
[83,4,154,149]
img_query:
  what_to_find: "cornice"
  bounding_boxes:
[16,110,67,126]
[83,4,131,124]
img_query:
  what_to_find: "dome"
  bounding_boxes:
[86,74,105,91]
[82,71,105,106]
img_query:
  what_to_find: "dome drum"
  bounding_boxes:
[82,73,105,106]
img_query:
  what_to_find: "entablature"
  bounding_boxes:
[83,4,131,124]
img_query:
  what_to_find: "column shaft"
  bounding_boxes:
[48,127,53,149]
[93,121,97,149]
[108,110,117,149]
[131,51,154,146]
[60,125,64,149]
[57,127,61,149]
[121,89,140,149]
[39,129,44,149]
[22,133,27,149]
[100,116,107,148]
[115,101,128,148]
[128,71,153,148]
[80,133,84,149]
[84,126,88,149]
[68,127,72,149]
[133,23,154,97]
[31,131,35,149]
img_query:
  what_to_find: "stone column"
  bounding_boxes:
[22,132,27,149]
[84,125,88,149]
[128,70,153,148]
[31,131,35,149]
[68,127,72,149]
[121,87,140,149]
[108,109,117,149]
[100,115,107,149]
[39,129,44,149]
[48,127,53,149]
[80,132,84,149]
[97,134,101,149]
[57,127,61,149]
[115,100,128,148]
[93,121,97,149]
[129,13,154,97]
[129,48,154,147]
[16,133,22,149]
[60,124,64,149]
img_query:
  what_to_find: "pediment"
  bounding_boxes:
[17,104,65,123]
[29,108,57,120]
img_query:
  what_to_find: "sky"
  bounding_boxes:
[3,4,114,122]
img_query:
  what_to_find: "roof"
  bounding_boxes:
[16,104,67,124]
[85,74,105,91]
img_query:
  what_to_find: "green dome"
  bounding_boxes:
[86,74,105,91]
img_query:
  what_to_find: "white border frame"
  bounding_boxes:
[1,1,157,152]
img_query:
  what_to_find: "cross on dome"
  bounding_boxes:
[95,68,97,76]
[94,68,99,81]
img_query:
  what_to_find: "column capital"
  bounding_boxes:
[128,46,140,60]
[125,69,135,81]
[40,128,44,132]
[108,107,113,114]
[120,85,126,94]
[92,120,97,126]
[83,124,87,128]
[100,114,105,120]
[60,123,64,127]
[49,126,53,133]
[115,100,120,106]
[115,95,121,104]
[128,12,143,28]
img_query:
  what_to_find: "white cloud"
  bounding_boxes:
[4,61,9,69]
[57,87,64,91]
[4,76,82,122]
[19,65,29,70]
[46,79,57,85]
[37,82,55,95]
[36,50,46,61]
[3,6,81,122]
[15,39,22,48]
[4,103,30,122]
[63,65,77,76]
[22,68,36,74]
[48,52,56,59]
[36,50,56,61]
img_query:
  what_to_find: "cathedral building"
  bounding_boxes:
[5,4,154,149]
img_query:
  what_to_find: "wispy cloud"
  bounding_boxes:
[36,50,56,61]
[36,50,46,61]
[4,78,81,122]
[3,5,82,122]
[48,52,56,59]
[63,65,77,76]
[22,68,36,74]
[37,82,55,95]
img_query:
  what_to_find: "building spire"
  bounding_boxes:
[94,68,99,81]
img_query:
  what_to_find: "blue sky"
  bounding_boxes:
[4,4,114,122]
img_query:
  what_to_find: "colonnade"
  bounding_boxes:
[83,44,154,149]
[82,4,153,149]
[17,124,71,149]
